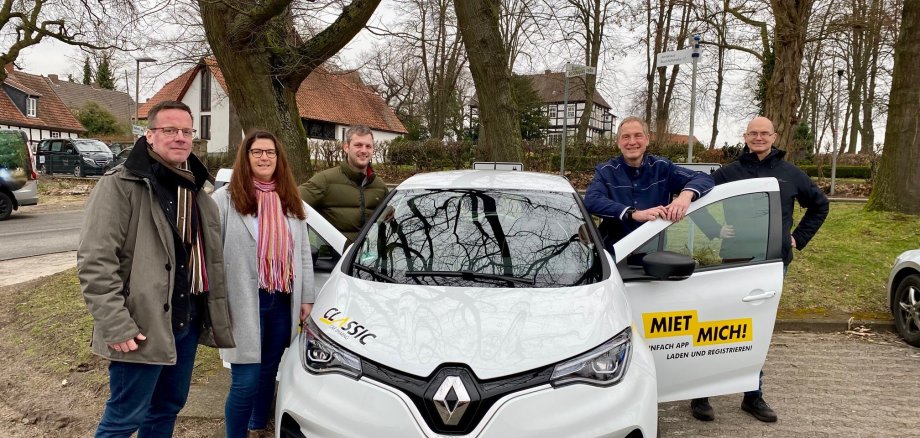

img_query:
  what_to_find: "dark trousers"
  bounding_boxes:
[225,290,292,437]
[95,321,201,438]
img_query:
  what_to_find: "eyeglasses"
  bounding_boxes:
[149,127,196,137]
[745,131,775,138]
[249,149,277,158]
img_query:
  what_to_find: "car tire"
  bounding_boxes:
[74,164,84,177]
[893,273,920,347]
[0,192,12,221]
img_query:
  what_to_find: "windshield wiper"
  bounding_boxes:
[353,263,396,283]
[405,270,534,286]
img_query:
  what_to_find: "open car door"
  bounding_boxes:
[304,202,346,296]
[613,177,784,402]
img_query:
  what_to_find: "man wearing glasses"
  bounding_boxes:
[299,124,388,244]
[689,116,828,424]
[78,100,234,436]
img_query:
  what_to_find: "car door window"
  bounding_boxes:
[308,225,341,273]
[620,193,770,279]
[50,141,63,152]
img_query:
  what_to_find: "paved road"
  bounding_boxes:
[0,208,83,260]
[658,330,920,436]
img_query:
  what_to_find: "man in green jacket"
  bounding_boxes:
[299,125,388,243]
[77,100,234,436]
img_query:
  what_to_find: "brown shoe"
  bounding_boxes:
[248,430,267,438]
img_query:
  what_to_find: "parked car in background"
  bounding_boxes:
[112,147,132,168]
[889,250,920,347]
[36,138,114,177]
[0,129,38,220]
[272,168,786,438]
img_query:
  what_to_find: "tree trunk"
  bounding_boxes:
[200,5,311,179]
[198,0,380,182]
[764,0,814,151]
[455,0,522,161]
[866,0,920,214]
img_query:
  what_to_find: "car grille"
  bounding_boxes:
[94,160,108,166]
[361,360,554,435]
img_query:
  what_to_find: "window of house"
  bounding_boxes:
[549,105,557,118]
[566,104,575,119]
[50,132,61,138]
[26,97,37,117]
[200,115,211,140]
[200,71,211,111]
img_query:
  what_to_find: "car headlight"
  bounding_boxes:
[301,318,363,379]
[82,157,95,165]
[550,328,631,388]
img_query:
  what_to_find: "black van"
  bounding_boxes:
[36,138,114,177]
[0,129,38,220]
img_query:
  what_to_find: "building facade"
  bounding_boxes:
[140,58,407,154]
[0,66,84,148]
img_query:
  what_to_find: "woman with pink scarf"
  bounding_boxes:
[212,131,314,438]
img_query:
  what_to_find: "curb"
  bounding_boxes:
[775,318,895,333]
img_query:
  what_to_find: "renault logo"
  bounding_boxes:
[432,376,471,426]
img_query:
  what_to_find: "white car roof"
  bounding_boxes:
[396,170,576,193]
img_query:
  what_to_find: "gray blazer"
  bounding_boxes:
[212,187,315,364]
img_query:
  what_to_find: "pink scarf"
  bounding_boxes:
[253,179,294,293]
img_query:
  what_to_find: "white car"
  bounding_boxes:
[888,250,920,347]
[276,170,785,438]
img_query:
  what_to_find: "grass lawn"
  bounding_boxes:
[11,268,222,380]
[782,203,920,319]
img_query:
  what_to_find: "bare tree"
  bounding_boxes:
[455,0,522,160]
[0,0,136,83]
[197,0,381,181]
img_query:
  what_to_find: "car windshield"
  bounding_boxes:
[74,140,111,153]
[351,188,603,288]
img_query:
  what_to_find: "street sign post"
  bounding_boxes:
[656,38,702,162]
[561,63,596,177]
[656,48,694,67]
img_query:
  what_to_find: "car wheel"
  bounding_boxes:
[74,164,84,177]
[0,192,12,221]
[893,274,920,347]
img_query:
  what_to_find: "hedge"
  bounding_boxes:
[799,165,871,179]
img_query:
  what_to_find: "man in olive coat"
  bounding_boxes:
[299,125,388,243]
[77,100,234,437]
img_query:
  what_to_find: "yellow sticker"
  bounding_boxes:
[642,310,698,339]
[642,311,753,346]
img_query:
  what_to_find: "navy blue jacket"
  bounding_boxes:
[712,147,828,265]
[584,154,714,249]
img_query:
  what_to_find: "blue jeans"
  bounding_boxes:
[95,320,201,438]
[225,290,292,437]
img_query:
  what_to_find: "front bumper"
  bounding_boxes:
[275,340,657,438]
[12,180,37,206]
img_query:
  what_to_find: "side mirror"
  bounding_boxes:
[642,251,696,281]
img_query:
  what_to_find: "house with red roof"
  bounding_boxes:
[0,65,85,148]
[140,58,407,154]
[470,70,616,144]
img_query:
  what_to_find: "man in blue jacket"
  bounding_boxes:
[689,115,829,424]
[584,116,714,252]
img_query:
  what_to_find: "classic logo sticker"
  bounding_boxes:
[320,307,377,345]
[642,310,752,346]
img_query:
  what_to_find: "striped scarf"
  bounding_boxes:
[254,179,294,293]
[149,149,208,294]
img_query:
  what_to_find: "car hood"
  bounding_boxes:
[310,271,630,380]
[84,152,112,160]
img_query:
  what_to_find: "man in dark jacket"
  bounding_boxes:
[78,100,234,436]
[299,125,388,243]
[584,116,714,252]
[690,116,829,424]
